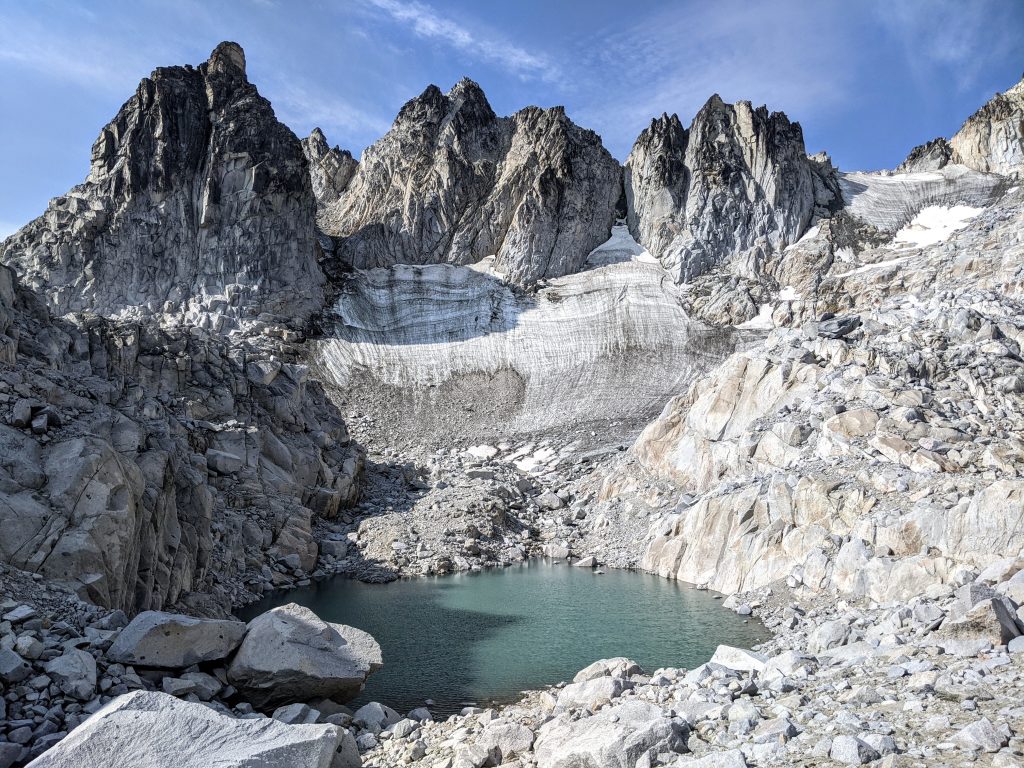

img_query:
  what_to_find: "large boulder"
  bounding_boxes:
[44,650,97,701]
[534,700,687,768]
[709,645,767,674]
[556,676,632,709]
[940,597,1021,646]
[107,611,247,668]
[227,603,382,708]
[25,691,346,768]
[572,658,643,683]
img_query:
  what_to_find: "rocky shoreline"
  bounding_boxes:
[8,533,1024,768]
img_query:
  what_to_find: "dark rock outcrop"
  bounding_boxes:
[317,79,622,287]
[0,261,362,615]
[897,137,956,173]
[0,44,362,617]
[0,42,324,329]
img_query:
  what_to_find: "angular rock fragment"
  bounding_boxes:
[227,603,382,708]
[107,611,247,668]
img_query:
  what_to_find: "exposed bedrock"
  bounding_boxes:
[314,228,755,445]
[624,96,840,284]
[0,42,325,329]
[0,256,361,616]
[301,127,358,209]
[315,79,623,287]
[901,75,1024,176]
[622,286,1024,601]
[0,43,363,618]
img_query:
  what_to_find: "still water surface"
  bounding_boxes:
[239,561,765,715]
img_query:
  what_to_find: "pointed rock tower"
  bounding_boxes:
[1,42,324,329]
[318,79,622,287]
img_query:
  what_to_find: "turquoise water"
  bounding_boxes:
[238,561,765,715]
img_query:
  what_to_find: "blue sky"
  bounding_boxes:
[1,0,1022,238]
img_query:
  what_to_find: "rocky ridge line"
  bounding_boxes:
[315,79,623,287]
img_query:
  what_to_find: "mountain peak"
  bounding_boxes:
[207,41,246,78]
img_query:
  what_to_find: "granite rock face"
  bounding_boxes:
[301,128,358,209]
[318,79,622,287]
[0,260,362,614]
[624,96,839,284]
[0,42,324,329]
[25,691,346,768]
[227,602,383,708]
[0,43,362,616]
[900,76,1024,175]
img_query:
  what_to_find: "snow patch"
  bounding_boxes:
[586,225,660,266]
[737,303,774,330]
[888,204,985,249]
[779,286,800,301]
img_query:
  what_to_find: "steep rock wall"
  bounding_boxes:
[0,42,324,329]
[318,80,622,287]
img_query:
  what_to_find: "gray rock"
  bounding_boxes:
[534,700,687,768]
[830,735,881,765]
[24,690,344,768]
[301,128,358,208]
[10,400,32,429]
[353,702,402,732]
[752,717,798,744]
[272,703,320,725]
[556,675,631,708]
[948,76,1024,175]
[1,42,324,325]
[709,645,767,673]
[0,743,23,768]
[941,597,1020,645]
[2,605,37,623]
[818,315,862,340]
[385,718,418,739]
[228,603,381,708]
[625,96,838,286]
[0,648,31,683]
[322,79,622,288]
[572,657,643,683]
[809,619,851,652]
[955,717,1009,753]
[107,611,246,668]
[44,650,97,701]
[677,750,748,768]
[478,722,535,760]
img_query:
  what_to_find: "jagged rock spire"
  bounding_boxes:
[900,75,1024,176]
[1,42,323,329]
[625,94,837,282]
[315,79,622,287]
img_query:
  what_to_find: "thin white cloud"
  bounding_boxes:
[875,0,1017,93]
[361,0,560,82]
[570,0,858,159]
[269,79,393,147]
[0,36,137,92]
